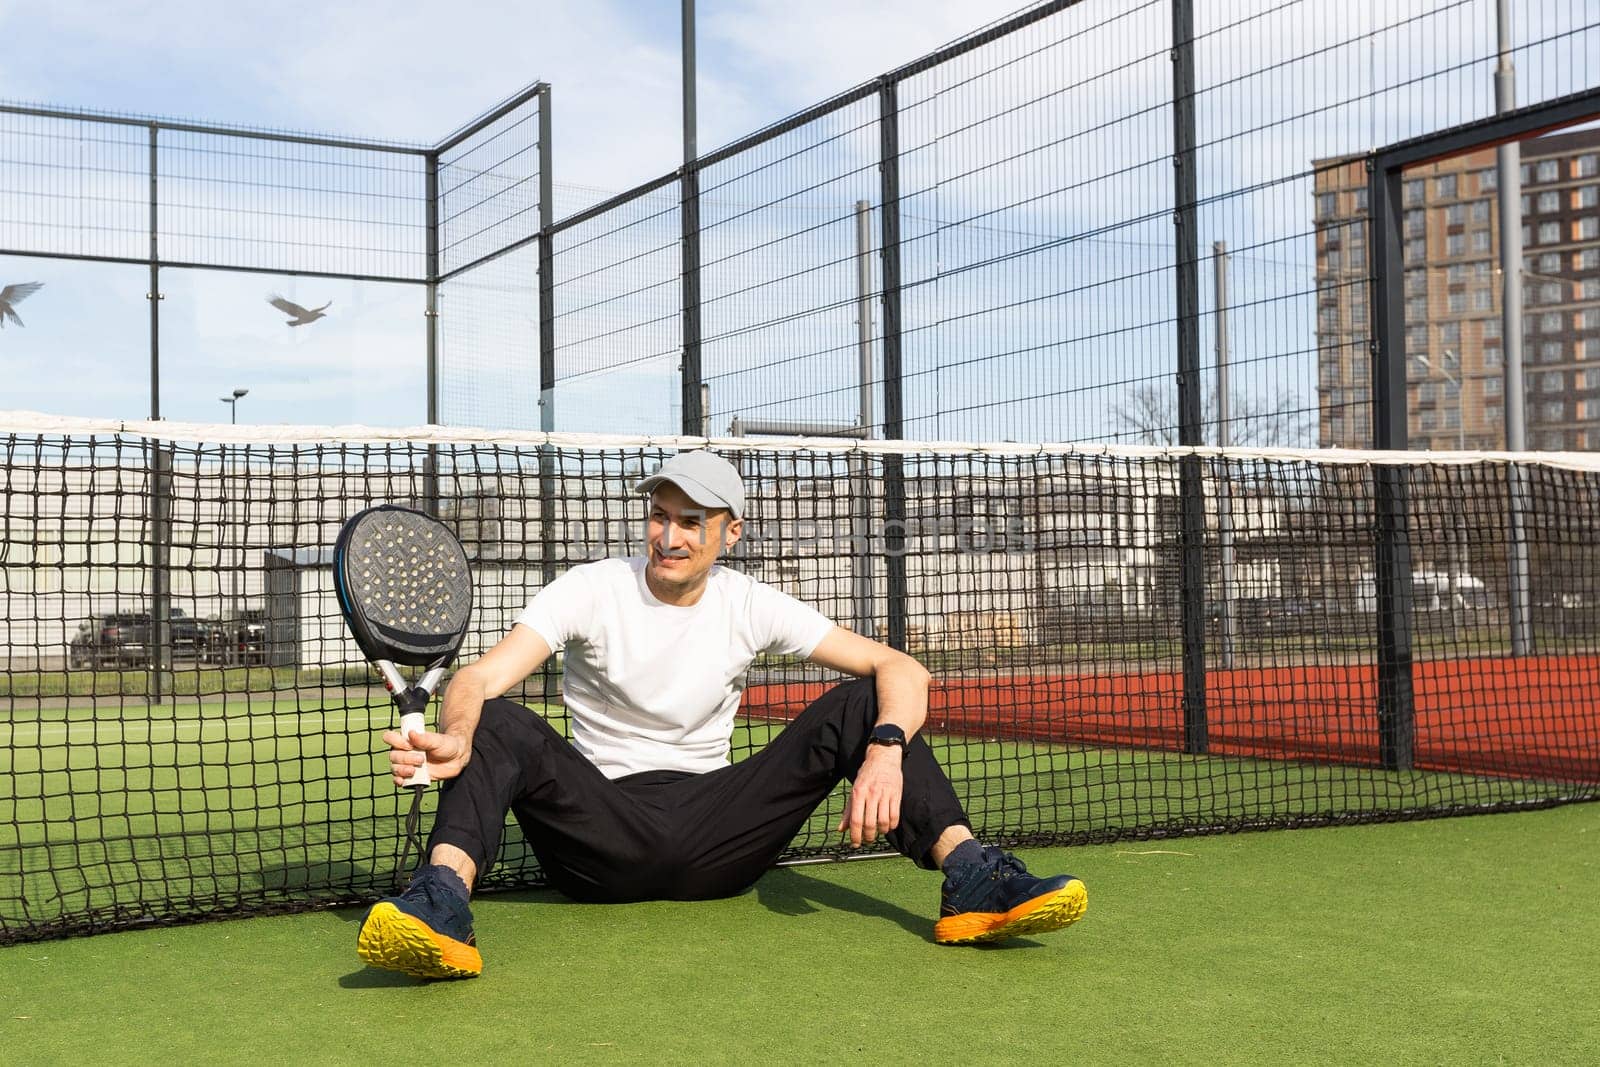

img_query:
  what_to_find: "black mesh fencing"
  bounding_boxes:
[2,420,1597,943]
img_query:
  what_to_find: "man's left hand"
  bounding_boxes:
[838,745,904,847]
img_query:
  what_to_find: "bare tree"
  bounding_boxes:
[1112,383,1315,447]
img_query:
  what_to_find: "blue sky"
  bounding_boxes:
[0,0,1033,429]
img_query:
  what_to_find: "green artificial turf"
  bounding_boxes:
[2,691,1589,942]
[0,803,1595,1064]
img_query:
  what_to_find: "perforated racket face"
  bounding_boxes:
[334,506,472,667]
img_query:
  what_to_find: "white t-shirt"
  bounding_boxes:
[514,557,835,779]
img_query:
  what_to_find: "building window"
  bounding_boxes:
[1475,261,1493,281]
[1473,287,1493,310]
[1540,282,1564,305]
[1404,179,1424,206]
[1326,249,1342,270]
[1578,154,1599,178]
[1419,381,1438,404]
[1404,209,1425,236]
[1542,312,1564,333]
[1478,168,1498,192]
[1420,409,1438,431]
[1317,192,1337,218]
[1406,270,1427,296]
[1319,307,1339,331]
[1484,317,1502,341]
[1539,252,1562,273]
[1448,291,1467,313]
[1408,353,1429,380]
[1405,238,1425,263]
[1579,185,1599,209]
[1439,321,1461,344]
[1353,188,1368,211]
[1538,222,1561,244]
[1542,373,1565,394]
[1445,203,1467,225]
[1538,191,1561,213]
[1583,278,1600,300]
[1436,174,1457,199]
[1443,408,1460,429]
[1484,376,1502,397]
[1578,217,1599,240]
[1577,249,1599,270]
[1537,160,1559,182]
[1521,194,1532,213]
[1406,296,1428,321]
[1446,233,1466,256]
[1523,224,1533,244]
[1542,340,1564,362]
[1485,345,1503,368]
[1471,200,1491,222]
[1577,310,1598,331]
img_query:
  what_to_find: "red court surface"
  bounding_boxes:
[744,656,1600,782]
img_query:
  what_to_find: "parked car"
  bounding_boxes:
[68,609,206,669]
[204,609,269,666]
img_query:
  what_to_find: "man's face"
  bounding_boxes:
[644,482,742,596]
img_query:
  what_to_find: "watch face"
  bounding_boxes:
[871,724,906,744]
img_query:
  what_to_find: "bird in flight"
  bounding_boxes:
[0,282,44,328]
[268,294,333,326]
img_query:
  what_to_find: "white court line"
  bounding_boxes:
[0,705,401,748]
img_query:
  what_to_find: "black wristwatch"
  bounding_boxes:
[867,723,907,754]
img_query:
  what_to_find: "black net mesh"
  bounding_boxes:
[2,421,1598,943]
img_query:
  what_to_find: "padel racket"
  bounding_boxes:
[333,504,473,884]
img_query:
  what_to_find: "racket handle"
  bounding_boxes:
[399,711,432,788]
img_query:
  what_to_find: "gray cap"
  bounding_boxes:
[634,450,745,519]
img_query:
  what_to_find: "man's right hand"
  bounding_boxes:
[383,727,472,786]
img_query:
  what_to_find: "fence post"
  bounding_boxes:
[680,160,704,436]
[146,123,169,701]
[1171,0,1207,754]
[877,77,907,652]
[537,84,560,705]
[423,151,441,516]
[1367,154,1416,771]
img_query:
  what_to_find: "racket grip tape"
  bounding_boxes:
[399,711,432,788]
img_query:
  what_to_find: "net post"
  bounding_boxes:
[1171,0,1207,754]
[537,84,559,705]
[877,76,907,651]
[1367,152,1417,770]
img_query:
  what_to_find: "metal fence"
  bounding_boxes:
[0,85,548,431]
[4,3,1598,448]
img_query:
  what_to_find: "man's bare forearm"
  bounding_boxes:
[437,664,489,744]
[872,654,932,739]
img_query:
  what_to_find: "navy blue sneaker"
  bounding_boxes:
[356,865,482,978]
[934,845,1087,945]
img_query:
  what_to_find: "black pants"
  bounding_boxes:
[426,678,971,902]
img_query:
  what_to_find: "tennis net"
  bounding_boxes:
[3,413,1598,943]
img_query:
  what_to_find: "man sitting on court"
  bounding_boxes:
[356,450,1087,979]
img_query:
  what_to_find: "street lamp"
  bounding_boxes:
[216,387,249,630]
[1414,350,1464,451]
[1415,349,1466,628]
[219,387,249,424]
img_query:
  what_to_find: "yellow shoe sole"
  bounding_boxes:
[933,879,1088,945]
[357,901,483,979]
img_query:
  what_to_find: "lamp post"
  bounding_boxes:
[217,387,249,630]
[1414,350,1464,451]
[218,387,249,424]
[1416,350,1465,628]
